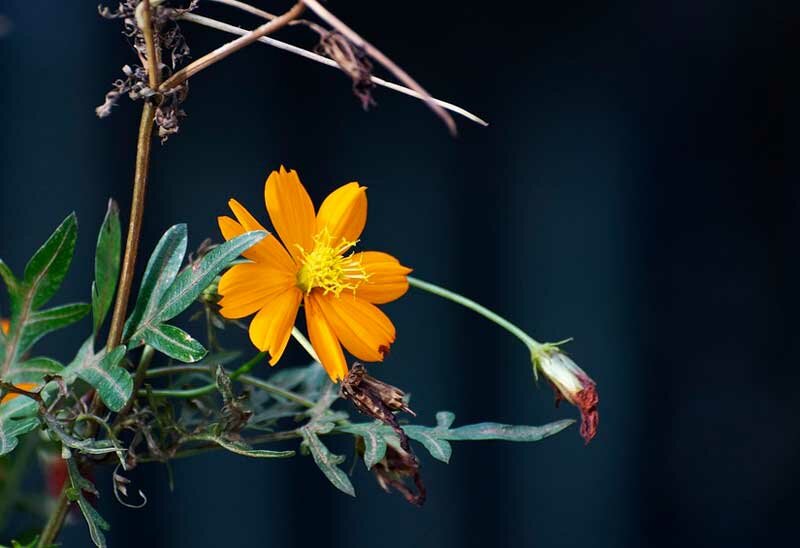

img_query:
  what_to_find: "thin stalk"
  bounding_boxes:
[37,490,69,548]
[40,4,161,544]
[291,327,319,363]
[160,2,305,91]
[407,276,543,351]
[179,12,488,126]
[115,345,156,419]
[301,0,457,135]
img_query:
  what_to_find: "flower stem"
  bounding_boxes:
[407,276,543,351]
[291,327,319,363]
[37,489,69,548]
[141,355,316,408]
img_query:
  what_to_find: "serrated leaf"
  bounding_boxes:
[447,418,575,442]
[22,213,77,311]
[92,200,121,334]
[5,356,64,384]
[65,456,110,548]
[63,339,131,412]
[405,426,453,463]
[0,395,39,456]
[340,422,387,469]
[18,303,90,355]
[122,224,188,342]
[0,416,39,456]
[139,324,207,363]
[152,231,266,325]
[301,425,355,496]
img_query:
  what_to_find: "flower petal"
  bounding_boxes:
[305,294,348,381]
[218,263,295,319]
[316,292,395,362]
[248,287,303,365]
[221,199,295,272]
[264,167,316,263]
[316,182,367,243]
[353,251,412,304]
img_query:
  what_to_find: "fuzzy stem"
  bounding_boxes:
[407,276,543,351]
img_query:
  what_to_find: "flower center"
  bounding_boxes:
[296,229,367,296]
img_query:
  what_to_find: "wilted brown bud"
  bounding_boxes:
[368,444,426,507]
[341,362,416,454]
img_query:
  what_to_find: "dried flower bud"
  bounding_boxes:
[369,444,426,507]
[533,347,599,444]
[316,31,376,109]
[341,362,416,454]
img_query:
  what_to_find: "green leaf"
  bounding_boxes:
[18,303,90,356]
[63,339,131,412]
[122,224,188,342]
[153,231,266,325]
[300,424,355,496]
[447,418,576,442]
[405,427,452,463]
[22,213,78,311]
[140,324,207,363]
[92,200,121,334]
[65,455,110,548]
[5,356,64,384]
[0,395,39,456]
[339,422,388,469]
[190,433,294,459]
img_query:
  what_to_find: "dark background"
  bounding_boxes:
[0,1,794,546]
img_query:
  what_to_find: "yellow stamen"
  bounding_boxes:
[296,229,368,296]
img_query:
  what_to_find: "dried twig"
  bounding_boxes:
[160,1,306,91]
[178,13,488,127]
[301,0,457,135]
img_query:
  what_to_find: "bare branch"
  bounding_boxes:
[178,13,488,127]
[301,0,457,135]
[160,2,305,91]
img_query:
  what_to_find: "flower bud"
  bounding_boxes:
[533,347,599,444]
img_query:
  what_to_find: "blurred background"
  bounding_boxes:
[0,0,793,546]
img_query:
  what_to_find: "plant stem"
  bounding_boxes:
[291,327,319,363]
[407,276,543,351]
[160,1,305,91]
[105,101,156,350]
[114,345,156,422]
[37,489,69,548]
[39,4,161,542]
[179,13,488,127]
[301,0,457,135]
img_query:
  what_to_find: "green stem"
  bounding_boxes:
[141,354,316,408]
[291,327,319,362]
[37,489,69,548]
[0,433,38,531]
[407,276,543,351]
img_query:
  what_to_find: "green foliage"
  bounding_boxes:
[124,226,265,363]
[140,323,206,363]
[4,357,63,384]
[301,423,355,497]
[122,224,188,343]
[92,200,121,334]
[0,396,39,456]
[0,213,87,375]
[64,452,110,548]
[63,339,131,412]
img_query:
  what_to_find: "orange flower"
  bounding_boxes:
[0,318,9,335]
[217,167,411,381]
[1,382,38,405]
